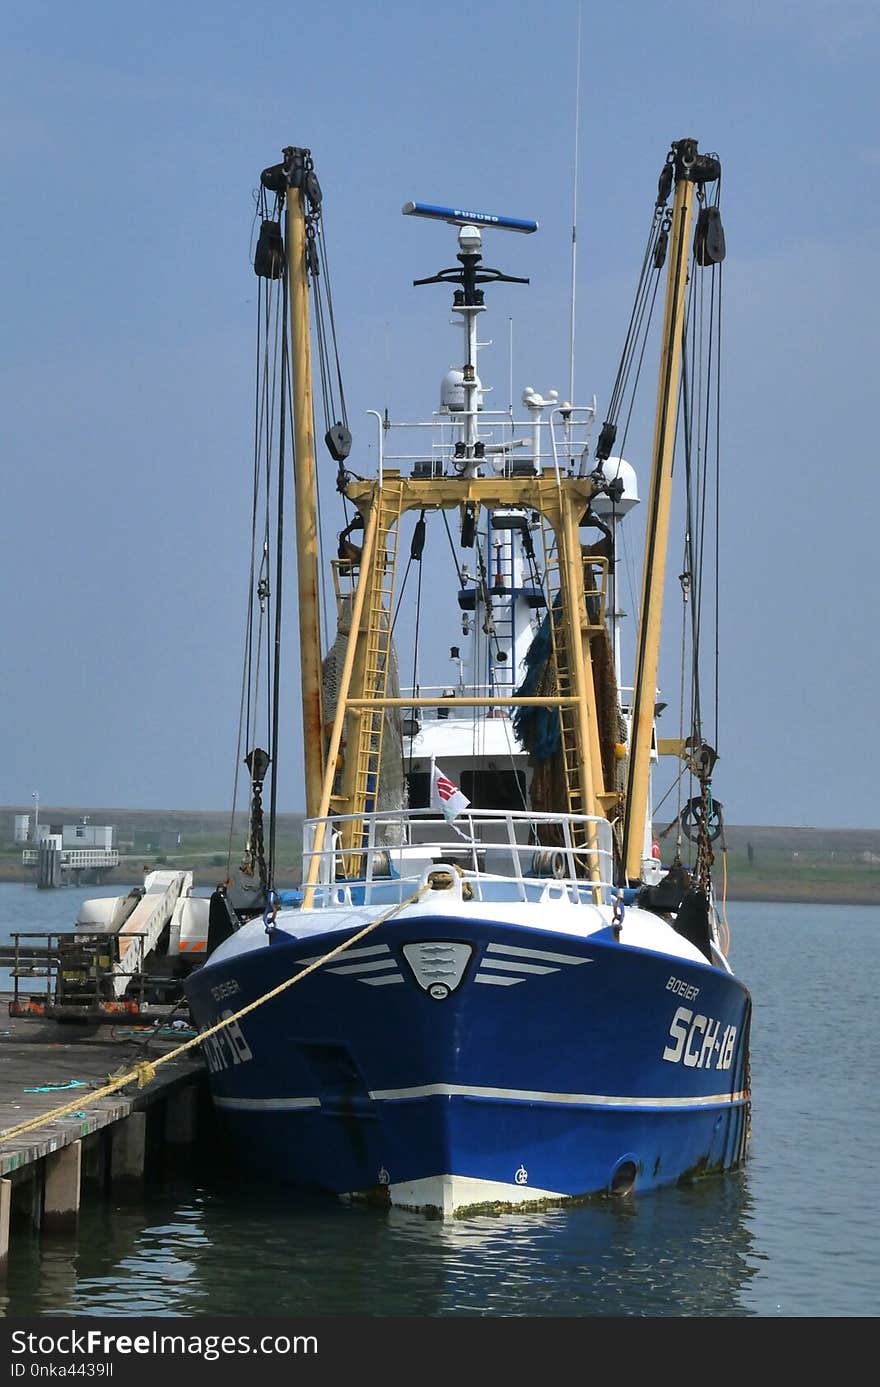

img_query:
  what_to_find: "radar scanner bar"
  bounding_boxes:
[402,202,538,234]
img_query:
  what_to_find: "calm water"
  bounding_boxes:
[1,882,877,1317]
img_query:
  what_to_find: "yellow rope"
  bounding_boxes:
[0,887,423,1146]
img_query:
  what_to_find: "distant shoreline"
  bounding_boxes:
[2,860,877,905]
[715,881,880,906]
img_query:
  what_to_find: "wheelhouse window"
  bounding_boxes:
[461,769,526,811]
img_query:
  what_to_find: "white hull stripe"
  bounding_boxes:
[478,958,557,975]
[370,1082,749,1107]
[474,974,523,985]
[300,943,391,964]
[296,943,588,984]
[214,1083,748,1112]
[328,958,402,975]
[298,943,404,984]
[486,943,590,966]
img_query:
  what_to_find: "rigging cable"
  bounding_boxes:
[681,298,703,751]
[230,260,282,879]
[228,273,270,875]
[407,525,425,782]
[670,174,726,887]
[676,272,705,850]
[604,205,668,426]
[615,270,664,473]
[258,274,282,763]
[596,152,677,470]
[314,217,349,435]
[710,174,723,752]
[304,170,354,640]
[267,264,288,891]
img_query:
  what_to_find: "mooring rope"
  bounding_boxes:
[0,887,424,1147]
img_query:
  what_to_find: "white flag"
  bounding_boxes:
[430,763,470,823]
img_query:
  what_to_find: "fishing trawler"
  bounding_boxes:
[185,139,751,1216]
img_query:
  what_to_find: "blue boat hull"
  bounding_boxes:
[185,914,751,1213]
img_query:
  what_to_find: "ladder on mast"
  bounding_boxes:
[541,524,586,831]
[539,491,611,872]
[336,478,405,863]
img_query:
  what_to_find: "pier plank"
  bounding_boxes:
[0,994,204,1179]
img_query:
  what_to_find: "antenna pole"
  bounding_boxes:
[568,0,582,405]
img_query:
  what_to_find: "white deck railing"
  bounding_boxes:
[367,404,598,481]
[301,808,614,909]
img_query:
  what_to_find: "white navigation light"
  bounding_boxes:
[402,201,538,234]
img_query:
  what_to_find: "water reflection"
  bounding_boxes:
[2,1164,760,1318]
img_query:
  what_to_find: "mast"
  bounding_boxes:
[621,139,718,884]
[283,148,324,819]
[297,201,613,897]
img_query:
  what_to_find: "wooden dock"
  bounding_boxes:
[0,995,206,1261]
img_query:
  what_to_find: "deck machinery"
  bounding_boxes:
[3,870,209,1023]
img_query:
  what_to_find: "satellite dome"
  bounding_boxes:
[590,455,639,516]
[440,367,483,413]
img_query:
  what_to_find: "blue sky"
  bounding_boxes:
[2,1,878,828]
